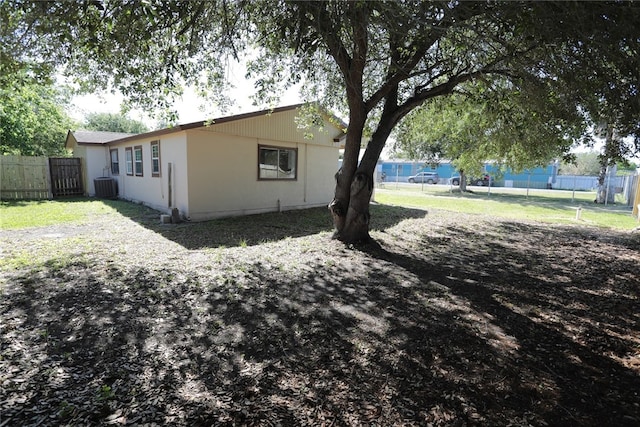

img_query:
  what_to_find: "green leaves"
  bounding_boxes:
[82,112,149,134]
[3,0,638,171]
[394,76,583,175]
[0,70,75,156]
[2,1,243,117]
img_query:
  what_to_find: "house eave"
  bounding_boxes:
[104,103,347,146]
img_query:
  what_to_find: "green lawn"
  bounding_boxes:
[2,189,638,231]
[0,198,146,230]
[374,185,639,230]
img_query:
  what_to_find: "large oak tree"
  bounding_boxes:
[248,1,639,240]
[4,1,638,241]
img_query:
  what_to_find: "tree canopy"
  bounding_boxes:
[393,3,640,184]
[246,1,640,238]
[393,78,584,179]
[82,112,149,134]
[1,0,240,119]
[3,1,639,240]
[0,69,75,156]
[559,152,604,177]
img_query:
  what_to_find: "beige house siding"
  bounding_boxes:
[305,144,340,204]
[111,133,189,215]
[185,131,323,220]
[181,108,342,220]
[81,146,111,196]
[160,134,190,216]
[65,131,135,196]
[207,108,341,147]
[69,105,344,221]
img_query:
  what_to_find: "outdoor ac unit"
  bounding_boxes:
[94,177,117,199]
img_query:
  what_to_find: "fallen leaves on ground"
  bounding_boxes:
[1,205,639,426]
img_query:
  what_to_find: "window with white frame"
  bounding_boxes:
[110,149,119,175]
[258,145,297,180]
[150,141,160,177]
[134,145,143,176]
[125,147,133,176]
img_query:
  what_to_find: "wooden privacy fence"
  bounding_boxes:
[1,155,51,200]
[1,155,83,200]
[49,157,83,197]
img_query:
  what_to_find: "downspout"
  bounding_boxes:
[168,162,173,208]
[303,143,307,203]
[104,145,110,177]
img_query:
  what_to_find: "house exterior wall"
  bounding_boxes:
[110,133,189,215]
[71,106,343,220]
[160,133,190,216]
[82,145,111,196]
[210,108,342,147]
[305,144,340,204]
[184,129,338,221]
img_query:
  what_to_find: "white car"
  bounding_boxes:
[408,172,439,184]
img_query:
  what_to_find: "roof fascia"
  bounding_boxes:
[103,103,348,146]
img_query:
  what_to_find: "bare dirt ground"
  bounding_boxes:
[1,202,639,426]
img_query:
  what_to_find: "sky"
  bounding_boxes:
[67,70,618,163]
[69,85,281,127]
[68,63,304,128]
[69,84,304,128]
[70,83,611,163]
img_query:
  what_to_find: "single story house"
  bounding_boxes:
[65,104,346,221]
[64,130,135,196]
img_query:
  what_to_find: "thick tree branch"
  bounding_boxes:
[364,2,487,114]
[176,2,204,37]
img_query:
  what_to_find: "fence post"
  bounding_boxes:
[45,158,53,199]
[605,168,609,206]
[633,175,640,218]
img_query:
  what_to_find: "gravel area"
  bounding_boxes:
[1,202,640,426]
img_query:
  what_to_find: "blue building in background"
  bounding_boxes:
[378,161,454,182]
[490,163,558,189]
[377,160,559,189]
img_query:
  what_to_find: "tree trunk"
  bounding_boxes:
[459,169,468,192]
[329,114,394,244]
[596,163,616,204]
[329,108,368,242]
[329,150,376,244]
[596,163,607,203]
[335,168,374,243]
[595,125,617,204]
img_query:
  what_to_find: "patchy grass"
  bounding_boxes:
[374,187,639,230]
[1,198,639,426]
[0,198,119,229]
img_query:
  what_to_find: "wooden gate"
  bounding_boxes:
[49,157,83,197]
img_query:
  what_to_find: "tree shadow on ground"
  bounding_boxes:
[358,220,640,425]
[103,200,430,249]
[1,214,639,425]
